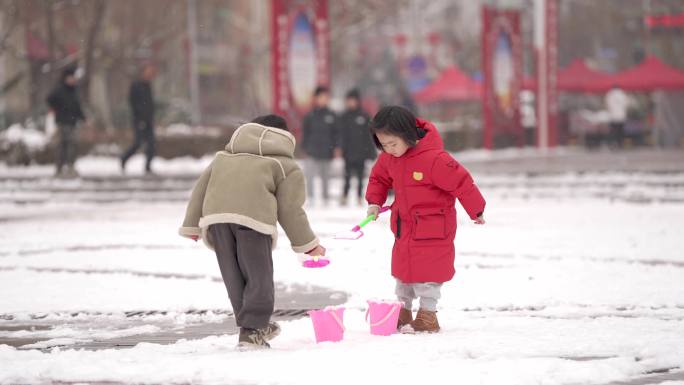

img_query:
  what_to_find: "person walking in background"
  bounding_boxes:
[301,86,339,205]
[121,64,157,174]
[605,85,630,149]
[338,88,376,206]
[46,65,85,178]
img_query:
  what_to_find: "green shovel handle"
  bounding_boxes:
[353,206,391,232]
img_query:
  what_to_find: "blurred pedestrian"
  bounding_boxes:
[121,64,157,174]
[338,88,376,206]
[46,65,85,178]
[605,85,630,149]
[301,86,339,205]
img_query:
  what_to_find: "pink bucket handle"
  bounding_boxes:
[365,303,400,328]
[328,308,346,332]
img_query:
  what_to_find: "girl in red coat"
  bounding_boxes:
[365,106,486,333]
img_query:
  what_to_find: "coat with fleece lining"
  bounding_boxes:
[179,123,318,253]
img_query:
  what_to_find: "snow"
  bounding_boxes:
[1,157,683,384]
[0,124,49,151]
[1,315,682,384]
[161,123,222,137]
[0,154,214,178]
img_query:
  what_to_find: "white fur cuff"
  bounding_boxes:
[179,226,202,238]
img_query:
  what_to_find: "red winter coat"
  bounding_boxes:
[365,118,485,283]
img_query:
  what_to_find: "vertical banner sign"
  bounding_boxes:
[272,0,330,138]
[535,0,558,148]
[482,6,523,149]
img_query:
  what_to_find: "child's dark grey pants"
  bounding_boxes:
[209,223,274,330]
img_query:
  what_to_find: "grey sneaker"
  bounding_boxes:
[237,328,270,349]
[64,166,79,179]
[262,321,281,341]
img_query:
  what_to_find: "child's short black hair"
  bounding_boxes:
[251,114,289,131]
[313,85,329,97]
[369,105,420,150]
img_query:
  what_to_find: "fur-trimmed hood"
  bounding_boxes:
[227,123,296,158]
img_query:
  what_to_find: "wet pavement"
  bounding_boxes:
[602,370,684,385]
[0,283,347,351]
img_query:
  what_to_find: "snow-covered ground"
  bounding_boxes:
[1,154,683,385]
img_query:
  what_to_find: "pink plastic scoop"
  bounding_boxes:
[302,255,331,268]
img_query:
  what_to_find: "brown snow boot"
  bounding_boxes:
[411,309,440,333]
[397,308,413,330]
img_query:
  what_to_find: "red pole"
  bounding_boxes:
[482,6,494,150]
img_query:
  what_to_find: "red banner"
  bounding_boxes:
[482,7,523,149]
[271,0,329,138]
[646,13,684,28]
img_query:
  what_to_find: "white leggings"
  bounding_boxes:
[395,279,442,312]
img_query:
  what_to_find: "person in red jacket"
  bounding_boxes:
[365,106,486,333]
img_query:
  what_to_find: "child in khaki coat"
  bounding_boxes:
[179,114,325,349]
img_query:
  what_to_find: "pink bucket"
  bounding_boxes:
[366,300,402,336]
[308,306,345,343]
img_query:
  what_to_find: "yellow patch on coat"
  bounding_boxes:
[413,171,424,181]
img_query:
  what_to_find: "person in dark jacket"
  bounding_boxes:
[301,86,339,204]
[46,66,85,177]
[121,64,157,174]
[338,89,376,206]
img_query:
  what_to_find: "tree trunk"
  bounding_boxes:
[43,0,56,85]
[81,0,106,105]
[22,2,41,123]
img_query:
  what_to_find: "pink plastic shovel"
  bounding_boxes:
[334,206,391,240]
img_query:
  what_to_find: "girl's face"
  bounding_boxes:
[376,131,410,157]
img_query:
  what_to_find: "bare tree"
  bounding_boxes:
[81,0,106,106]
[42,0,58,86]
[0,0,19,57]
[0,0,21,98]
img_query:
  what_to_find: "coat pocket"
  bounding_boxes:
[412,207,447,240]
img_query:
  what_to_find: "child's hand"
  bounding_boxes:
[306,245,327,257]
[367,205,380,220]
[474,214,485,225]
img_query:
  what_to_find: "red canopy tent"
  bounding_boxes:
[413,66,482,104]
[522,56,684,94]
[521,59,614,93]
[557,59,615,93]
[611,55,684,91]
[417,57,684,103]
